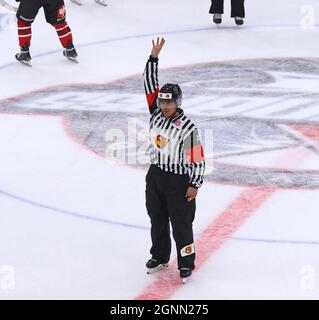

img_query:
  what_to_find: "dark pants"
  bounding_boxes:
[16,0,72,48]
[209,0,245,18]
[145,165,196,270]
[17,0,66,24]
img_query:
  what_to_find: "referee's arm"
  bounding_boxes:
[184,128,206,189]
[143,55,159,114]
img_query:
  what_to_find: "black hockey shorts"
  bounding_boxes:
[16,0,66,24]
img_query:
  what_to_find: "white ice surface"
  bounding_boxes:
[0,0,319,299]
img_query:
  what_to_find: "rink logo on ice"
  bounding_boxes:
[103,118,213,173]
[0,265,15,291]
[2,58,319,189]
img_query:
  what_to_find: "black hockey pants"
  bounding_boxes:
[209,0,245,18]
[145,165,196,270]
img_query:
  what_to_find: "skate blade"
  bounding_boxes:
[146,264,168,274]
[66,56,79,64]
[18,60,32,67]
[182,277,190,284]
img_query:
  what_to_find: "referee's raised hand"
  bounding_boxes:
[151,37,166,58]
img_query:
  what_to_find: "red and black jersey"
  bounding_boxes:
[144,56,205,188]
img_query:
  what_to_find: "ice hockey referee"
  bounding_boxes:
[144,38,205,283]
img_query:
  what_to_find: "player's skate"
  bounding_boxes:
[146,258,168,274]
[213,13,222,25]
[180,268,192,284]
[70,0,82,5]
[235,17,244,26]
[15,45,32,67]
[95,0,107,6]
[63,41,78,63]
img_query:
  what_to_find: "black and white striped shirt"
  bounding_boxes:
[144,56,205,188]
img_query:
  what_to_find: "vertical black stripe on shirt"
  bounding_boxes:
[144,63,152,94]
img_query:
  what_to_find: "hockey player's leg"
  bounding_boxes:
[231,0,245,25]
[209,0,224,24]
[45,0,78,62]
[50,21,78,62]
[15,1,40,66]
[16,19,32,66]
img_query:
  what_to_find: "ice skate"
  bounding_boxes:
[63,41,78,63]
[180,268,192,284]
[146,258,168,274]
[15,45,32,67]
[235,17,244,26]
[213,13,222,24]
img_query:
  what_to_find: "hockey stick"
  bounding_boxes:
[0,0,18,13]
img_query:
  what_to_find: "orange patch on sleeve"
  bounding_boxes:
[186,144,205,163]
[146,90,159,109]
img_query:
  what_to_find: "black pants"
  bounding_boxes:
[17,0,66,24]
[145,165,196,270]
[209,0,245,18]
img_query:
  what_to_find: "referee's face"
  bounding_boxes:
[159,100,178,118]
